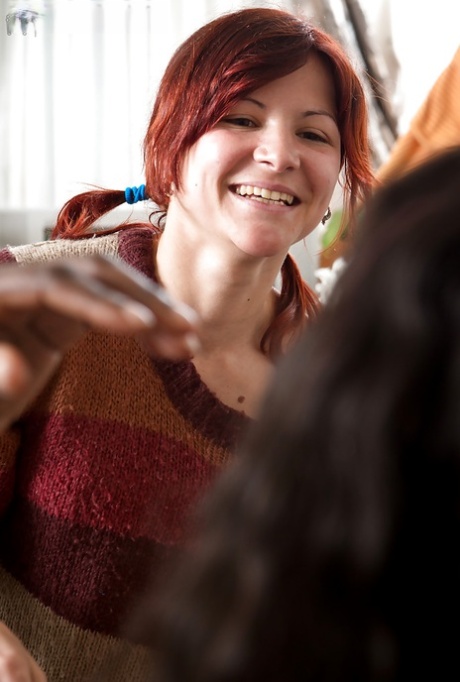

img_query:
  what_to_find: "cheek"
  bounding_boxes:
[180,138,226,190]
[309,154,341,198]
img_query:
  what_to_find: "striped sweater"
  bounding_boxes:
[0,227,250,681]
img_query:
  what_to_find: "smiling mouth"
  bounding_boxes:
[233,185,298,206]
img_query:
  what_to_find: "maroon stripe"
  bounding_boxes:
[17,413,219,543]
[152,357,252,450]
[0,498,170,637]
[0,468,15,516]
[117,227,159,280]
[0,248,16,263]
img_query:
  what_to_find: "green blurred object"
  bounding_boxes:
[321,210,343,249]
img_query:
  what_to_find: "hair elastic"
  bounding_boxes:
[125,184,148,204]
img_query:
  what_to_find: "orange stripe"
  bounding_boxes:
[32,331,232,467]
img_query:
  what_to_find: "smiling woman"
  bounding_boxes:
[168,57,342,262]
[0,7,374,681]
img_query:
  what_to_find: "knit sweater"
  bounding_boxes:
[0,227,250,681]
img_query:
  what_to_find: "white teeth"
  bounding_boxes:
[235,185,294,205]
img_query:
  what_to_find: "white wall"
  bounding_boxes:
[2,0,458,283]
[0,206,151,246]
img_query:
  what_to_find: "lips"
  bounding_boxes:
[233,184,297,206]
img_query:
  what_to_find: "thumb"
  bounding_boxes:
[0,344,32,398]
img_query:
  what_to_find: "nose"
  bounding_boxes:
[253,126,300,172]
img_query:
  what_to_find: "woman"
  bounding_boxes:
[145,147,460,682]
[0,7,373,681]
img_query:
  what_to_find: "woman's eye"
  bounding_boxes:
[299,131,328,143]
[224,117,256,128]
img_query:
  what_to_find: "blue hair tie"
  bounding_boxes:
[124,184,147,204]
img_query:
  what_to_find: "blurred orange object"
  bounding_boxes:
[377,46,460,183]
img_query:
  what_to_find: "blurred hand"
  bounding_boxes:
[0,622,47,681]
[0,255,201,431]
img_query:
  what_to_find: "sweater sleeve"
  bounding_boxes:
[0,428,21,517]
[0,236,122,518]
[0,246,16,264]
[0,246,21,515]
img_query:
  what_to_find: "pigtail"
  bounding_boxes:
[262,253,320,360]
[51,188,128,239]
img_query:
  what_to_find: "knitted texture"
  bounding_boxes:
[0,228,250,681]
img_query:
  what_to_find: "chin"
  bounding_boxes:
[237,242,290,260]
[232,224,311,259]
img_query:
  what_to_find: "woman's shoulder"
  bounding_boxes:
[4,231,121,265]
[1,227,158,277]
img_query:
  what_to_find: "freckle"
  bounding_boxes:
[237,395,245,403]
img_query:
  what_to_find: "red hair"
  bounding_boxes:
[53,8,374,358]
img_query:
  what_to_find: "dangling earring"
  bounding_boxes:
[321,207,332,225]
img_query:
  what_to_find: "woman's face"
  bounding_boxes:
[169,55,342,260]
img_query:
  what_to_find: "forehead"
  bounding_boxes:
[246,55,337,114]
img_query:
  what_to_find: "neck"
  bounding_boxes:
[155,228,284,353]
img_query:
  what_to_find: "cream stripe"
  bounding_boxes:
[9,232,120,264]
[0,564,153,682]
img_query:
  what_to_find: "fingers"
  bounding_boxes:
[0,623,47,681]
[0,255,203,432]
[0,344,32,398]
[59,255,199,332]
[0,334,62,431]
[139,327,202,361]
[0,256,201,359]
[46,256,202,358]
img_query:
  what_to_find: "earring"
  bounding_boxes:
[321,207,332,225]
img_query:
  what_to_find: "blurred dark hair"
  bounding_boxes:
[131,147,460,681]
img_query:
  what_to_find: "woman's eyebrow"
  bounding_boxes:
[241,97,337,123]
[302,109,337,123]
[241,96,266,108]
